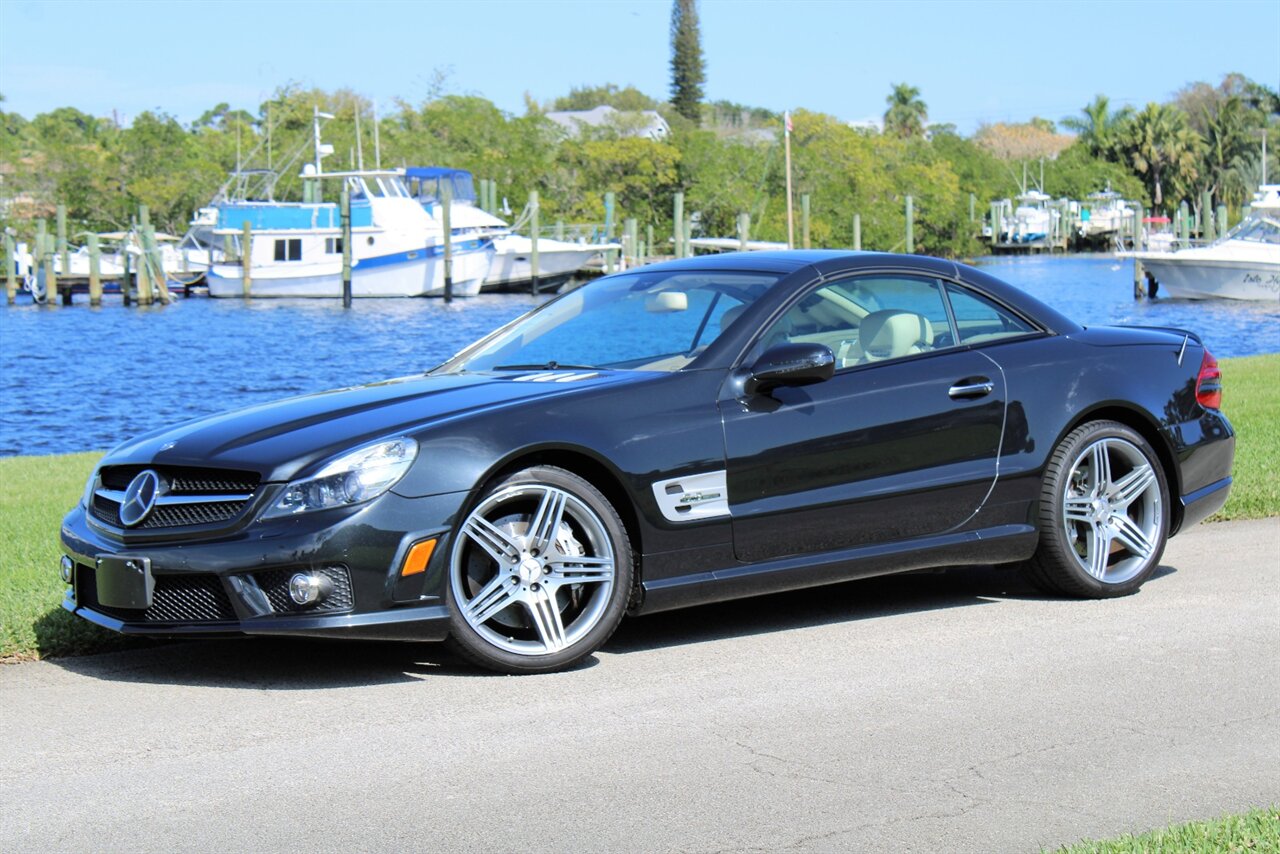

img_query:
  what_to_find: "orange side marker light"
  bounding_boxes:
[401,538,437,576]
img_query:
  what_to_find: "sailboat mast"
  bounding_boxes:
[355,105,364,171]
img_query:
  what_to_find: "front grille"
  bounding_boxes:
[92,465,260,532]
[254,566,354,614]
[77,565,236,624]
[100,465,259,494]
[144,502,245,528]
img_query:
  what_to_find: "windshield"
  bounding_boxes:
[441,269,779,373]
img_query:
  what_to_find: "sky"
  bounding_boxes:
[1,0,1277,135]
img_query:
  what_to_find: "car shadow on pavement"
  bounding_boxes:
[42,563,1175,687]
[43,635,483,689]
[605,562,1178,654]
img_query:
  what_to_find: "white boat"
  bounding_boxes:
[1004,190,1058,244]
[687,237,789,252]
[1078,186,1134,244]
[53,232,215,280]
[203,112,491,299]
[403,167,616,291]
[1126,185,1280,301]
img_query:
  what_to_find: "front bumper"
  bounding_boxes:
[59,489,466,642]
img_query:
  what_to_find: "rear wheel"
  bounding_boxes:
[445,466,632,674]
[1025,421,1169,598]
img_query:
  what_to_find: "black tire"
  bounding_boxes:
[1024,420,1170,598]
[445,466,633,674]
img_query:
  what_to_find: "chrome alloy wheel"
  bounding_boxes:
[451,483,616,656]
[1061,437,1163,585]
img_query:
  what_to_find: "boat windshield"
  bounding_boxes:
[1226,215,1280,244]
[439,270,779,374]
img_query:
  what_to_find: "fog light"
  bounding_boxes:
[60,555,74,585]
[287,572,332,607]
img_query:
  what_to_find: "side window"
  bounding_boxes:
[273,239,303,262]
[753,275,953,368]
[945,285,1036,344]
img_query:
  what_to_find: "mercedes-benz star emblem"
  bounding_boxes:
[119,470,162,527]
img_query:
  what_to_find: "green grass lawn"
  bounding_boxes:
[1,353,1276,662]
[1212,353,1279,520]
[1052,805,1279,853]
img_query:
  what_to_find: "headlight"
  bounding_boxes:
[262,437,418,519]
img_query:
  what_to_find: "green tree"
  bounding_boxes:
[1121,103,1203,211]
[883,83,927,139]
[552,84,659,112]
[669,0,705,123]
[1061,94,1132,159]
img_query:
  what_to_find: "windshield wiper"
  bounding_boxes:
[492,362,597,371]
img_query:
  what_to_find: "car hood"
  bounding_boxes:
[102,369,647,482]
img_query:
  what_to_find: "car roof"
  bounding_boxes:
[624,250,1080,337]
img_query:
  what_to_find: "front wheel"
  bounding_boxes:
[446,466,633,674]
[1025,421,1170,598]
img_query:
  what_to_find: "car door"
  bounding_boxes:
[719,273,1007,563]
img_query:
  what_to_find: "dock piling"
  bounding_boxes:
[529,190,540,295]
[56,204,69,279]
[555,220,565,242]
[738,212,750,251]
[441,181,453,303]
[624,217,637,268]
[646,224,654,261]
[4,232,15,304]
[136,233,152,306]
[673,193,684,259]
[44,232,59,306]
[801,194,811,250]
[1179,200,1190,245]
[1201,191,1215,242]
[604,191,616,273]
[341,186,353,305]
[144,224,171,304]
[905,195,914,254]
[853,214,861,251]
[969,193,976,222]
[88,233,102,306]
[240,221,252,299]
[1216,204,1227,238]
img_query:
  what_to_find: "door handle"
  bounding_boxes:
[949,378,994,399]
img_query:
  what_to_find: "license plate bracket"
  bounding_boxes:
[95,556,154,609]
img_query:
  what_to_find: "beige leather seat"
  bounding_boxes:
[856,309,934,362]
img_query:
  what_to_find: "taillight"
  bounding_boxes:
[1196,349,1222,409]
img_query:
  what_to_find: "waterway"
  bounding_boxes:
[1,255,1276,457]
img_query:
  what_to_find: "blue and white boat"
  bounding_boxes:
[403,166,615,291]
[204,114,492,298]
[205,170,493,298]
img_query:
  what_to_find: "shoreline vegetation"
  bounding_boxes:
[1,352,1275,664]
[2,74,1276,260]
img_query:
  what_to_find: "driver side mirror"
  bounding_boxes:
[745,343,835,395]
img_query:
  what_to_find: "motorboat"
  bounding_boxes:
[403,167,617,291]
[1078,185,1134,247]
[1003,190,1058,244]
[1126,185,1280,301]
[204,117,491,298]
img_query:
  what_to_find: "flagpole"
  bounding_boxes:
[784,111,795,250]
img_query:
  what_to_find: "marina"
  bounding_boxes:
[3,253,1277,458]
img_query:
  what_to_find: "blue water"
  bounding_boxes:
[2,255,1277,457]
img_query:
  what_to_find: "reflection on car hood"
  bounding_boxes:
[101,370,645,482]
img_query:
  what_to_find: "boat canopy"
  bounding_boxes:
[402,167,478,205]
[215,201,374,231]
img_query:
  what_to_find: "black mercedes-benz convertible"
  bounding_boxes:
[60,251,1234,673]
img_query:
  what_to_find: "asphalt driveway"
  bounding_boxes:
[2,517,1277,852]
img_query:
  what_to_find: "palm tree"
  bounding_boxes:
[1061,94,1132,159]
[883,83,927,139]
[1202,96,1255,206]
[1122,103,1202,211]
